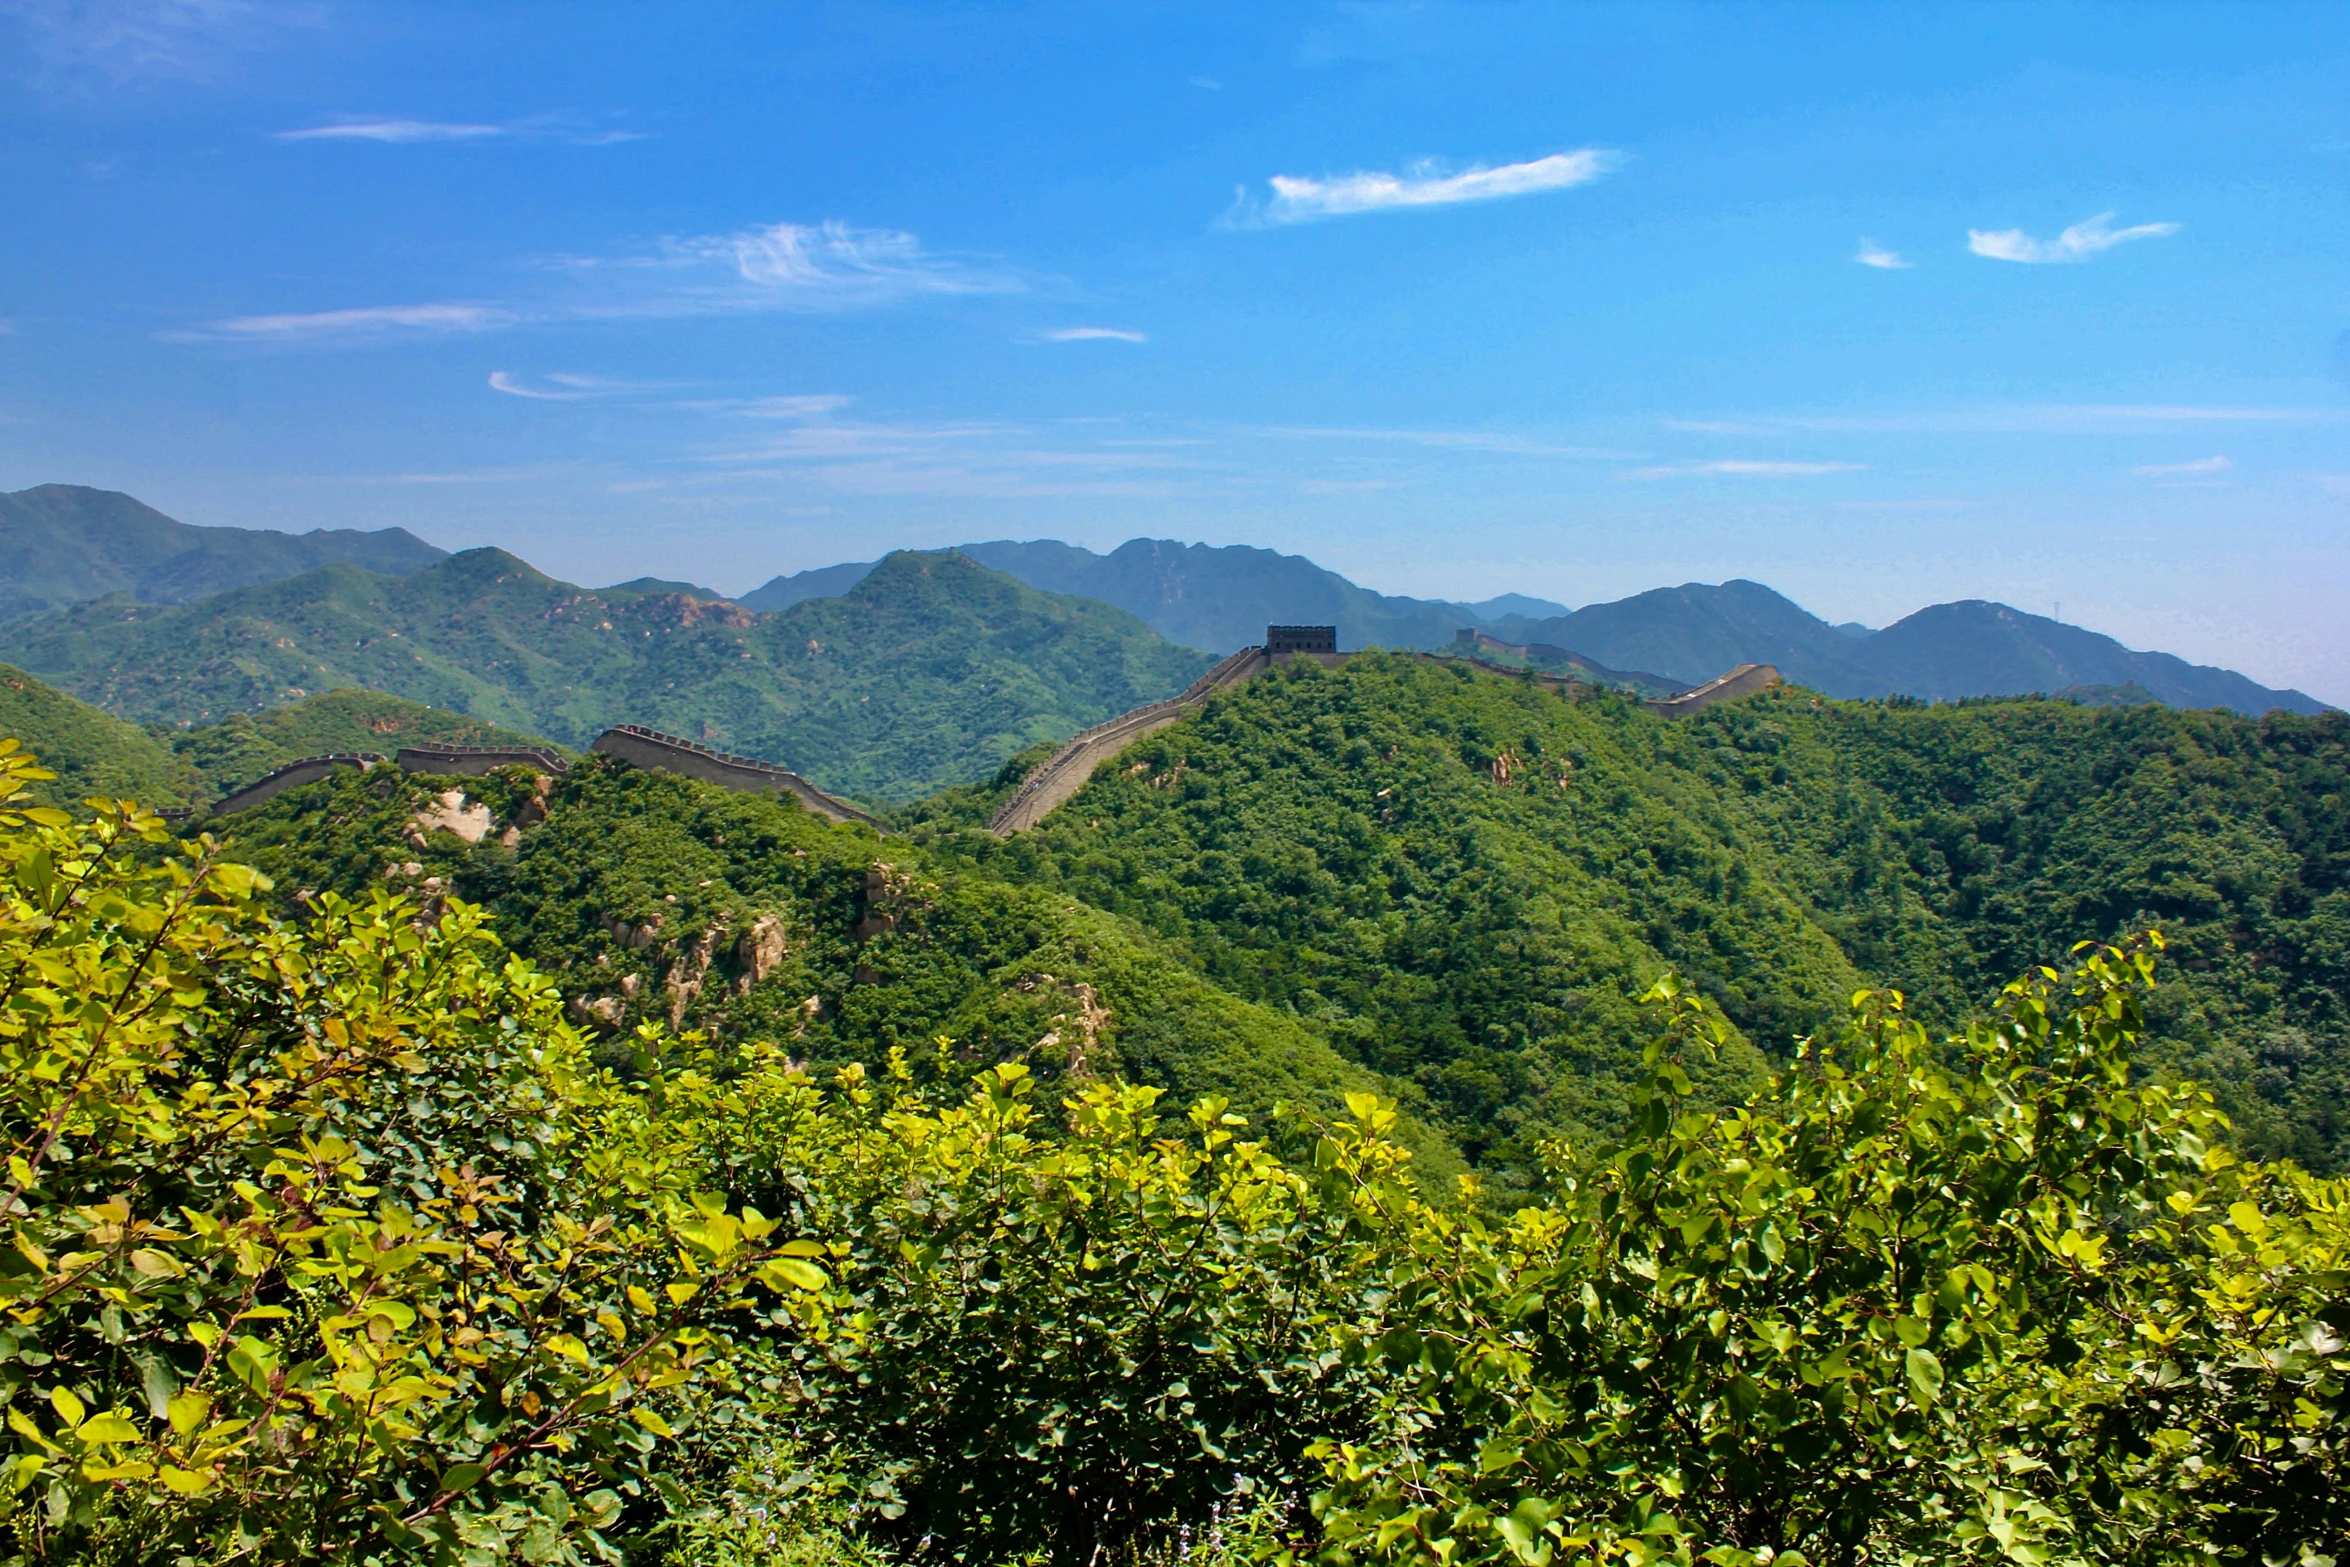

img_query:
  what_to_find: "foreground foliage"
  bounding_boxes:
[0,743,826,1563]
[0,733,2342,1566]
[1309,941,2349,1565]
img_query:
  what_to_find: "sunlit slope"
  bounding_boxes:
[933,655,2350,1170]
[201,752,1460,1179]
[0,662,197,807]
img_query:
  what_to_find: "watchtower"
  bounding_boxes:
[1266,625,1337,654]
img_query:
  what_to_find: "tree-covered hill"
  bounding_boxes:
[0,482,443,622]
[199,749,1461,1179]
[914,656,2350,1172]
[0,547,1213,800]
[0,661,199,807]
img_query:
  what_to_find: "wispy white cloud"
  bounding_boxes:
[488,371,680,400]
[191,303,515,341]
[1780,404,2339,433]
[274,114,646,146]
[2133,455,2231,476]
[1663,417,1770,435]
[1044,327,1146,343]
[1967,210,2179,264]
[1854,238,1911,270]
[1629,460,1866,479]
[1228,149,1618,226]
[0,319,17,336]
[722,394,856,419]
[278,118,504,143]
[177,216,1004,348]
[587,220,1019,315]
[1188,76,1221,90]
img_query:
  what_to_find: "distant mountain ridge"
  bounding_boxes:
[0,547,1211,801]
[743,537,1505,653]
[0,484,445,622]
[1489,582,2328,716]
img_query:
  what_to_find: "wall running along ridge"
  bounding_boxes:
[587,725,886,829]
[986,646,1273,834]
[198,726,884,831]
[986,647,1781,836]
[187,658,1777,834]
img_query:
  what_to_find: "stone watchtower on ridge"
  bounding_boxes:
[1265,625,1337,654]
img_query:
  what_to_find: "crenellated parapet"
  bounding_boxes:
[394,742,570,777]
[587,725,885,829]
[1643,663,1781,717]
[207,753,386,817]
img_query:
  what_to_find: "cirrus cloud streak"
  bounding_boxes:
[1227,149,1618,227]
[1968,210,2179,264]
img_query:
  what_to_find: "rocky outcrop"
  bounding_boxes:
[735,913,788,994]
[411,788,493,845]
[665,924,723,1027]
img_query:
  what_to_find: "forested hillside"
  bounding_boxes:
[0,662,198,807]
[0,548,1212,800]
[4,731,2343,1567]
[916,656,2350,1172]
[200,748,1456,1175]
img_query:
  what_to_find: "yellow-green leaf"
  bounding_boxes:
[74,1413,141,1445]
[763,1257,829,1293]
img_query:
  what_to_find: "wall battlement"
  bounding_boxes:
[1643,662,1781,717]
[207,753,385,817]
[199,726,882,832]
[394,743,571,777]
[588,725,885,829]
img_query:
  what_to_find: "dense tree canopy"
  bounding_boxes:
[0,728,2343,1566]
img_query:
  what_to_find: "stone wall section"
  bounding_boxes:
[587,725,886,829]
[987,646,1270,834]
[206,754,384,816]
[202,725,883,831]
[1642,662,1781,717]
[393,743,571,777]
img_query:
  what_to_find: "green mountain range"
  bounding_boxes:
[0,485,2322,716]
[0,483,444,622]
[750,538,2328,714]
[184,652,2350,1188]
[743,536,1532,652]
[932,657,2347,1174]
[0,547,1211,801]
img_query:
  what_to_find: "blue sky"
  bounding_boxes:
[3,2,2347,700]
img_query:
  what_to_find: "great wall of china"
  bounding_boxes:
[196,726,881,828]
[984,631,1780,836]
[195,631,1777,837]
